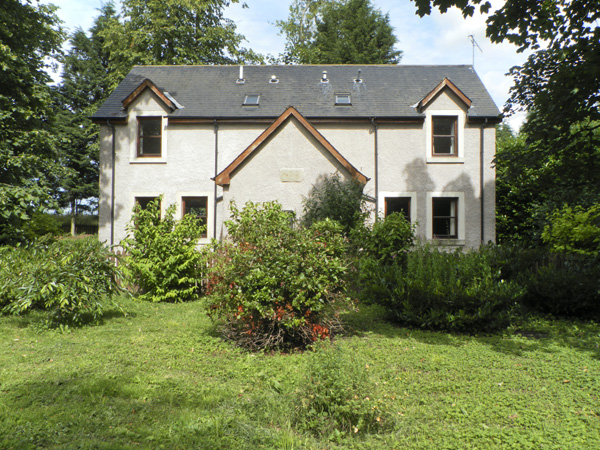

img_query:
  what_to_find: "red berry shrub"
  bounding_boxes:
[205,201,353,351]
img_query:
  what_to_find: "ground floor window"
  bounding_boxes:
[384,197,411,221]
[182,196,208,238]
[432,197,458,238]
[135,196,160,211]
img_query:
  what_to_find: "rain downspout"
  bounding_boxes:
[480,118,488,244]
[107,120,116,247]
[213,120,219,239]
[371,118,379,220]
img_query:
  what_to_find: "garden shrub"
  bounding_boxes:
[542,204,600,256]
[0,236,122,325]
[295,343,391,437]
[354,212,416,303]
[366,246,523,333]
[302,173,367,233]
[487,243,600,320]
[522,253,600,320]
[121,197,206,302]
[205,201,353,351]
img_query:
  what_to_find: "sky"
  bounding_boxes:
[41,0,530,130]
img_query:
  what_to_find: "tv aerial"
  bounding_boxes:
[468,35,483,67]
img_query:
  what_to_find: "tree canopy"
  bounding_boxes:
[100,0,262,89]
[0,0,65,244]
[277,0,402,64]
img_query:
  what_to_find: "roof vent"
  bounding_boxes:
[236,65,245,84]
[321,71,329,83]
[269,75,279,84]
[354,69,362,83]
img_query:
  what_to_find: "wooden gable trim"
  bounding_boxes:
[213,106,369,186]
[122,79,176,111]
[418,78,472,110]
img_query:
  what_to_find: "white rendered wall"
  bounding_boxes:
[99,88,496,248]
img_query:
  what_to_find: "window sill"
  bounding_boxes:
[130,158,167,164]
[427,157,464,164]
[431,239,465,247]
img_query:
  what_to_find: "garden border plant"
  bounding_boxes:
[205,201,354,351]
[121,196,206,303]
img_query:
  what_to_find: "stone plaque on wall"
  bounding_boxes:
[280,168,304,182]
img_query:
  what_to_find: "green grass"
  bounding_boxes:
[1,297,599,449]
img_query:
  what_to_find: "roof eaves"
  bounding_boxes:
[418,77,472,111]
[213,106,369,186]
[121,79,178,111]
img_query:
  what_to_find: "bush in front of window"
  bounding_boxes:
[353,212,416,304]
[301,173,367,233]
[205,201,353,351]
[121,197,206,302]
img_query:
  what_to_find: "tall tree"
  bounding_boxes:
[277,0,402,64]
[0,0,65,244]
[100,0,262,89]
[54,4,118,233]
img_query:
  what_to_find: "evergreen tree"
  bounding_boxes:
[277,0,401,64]
[0,0,65,244]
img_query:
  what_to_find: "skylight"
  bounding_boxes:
[243,94,260,106]
[335,94,351,105]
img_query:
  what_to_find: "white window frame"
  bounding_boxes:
[378,192,417,225]
[426,192,465,246]
[425,110,465,164]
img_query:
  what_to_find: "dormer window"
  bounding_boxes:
[243,94,260,106]
[137,117,162,157]
[335,94,351,105]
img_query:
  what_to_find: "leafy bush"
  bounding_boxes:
[302,173,367,233]
[523,254,600,319]
[121,197,206,302]
[205,201,353,351]
[542,204,600,256]
[354,212,416,302]
[296,343,391,437]
[21,212,64,240]
[0,237,122,325]
[487,243,600,320]
[365,246,523,333]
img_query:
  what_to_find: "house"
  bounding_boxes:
[92,65,500,248]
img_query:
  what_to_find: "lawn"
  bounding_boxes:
[1,297,598,449]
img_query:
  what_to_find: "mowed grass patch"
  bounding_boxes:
[0,299,599,449]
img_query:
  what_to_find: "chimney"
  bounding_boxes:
[321,71,328,83]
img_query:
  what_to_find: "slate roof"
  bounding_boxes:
[93,65,500,121]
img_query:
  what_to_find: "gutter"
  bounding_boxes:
[371,118,379,220]
[213,120,219,240]
[480,118,488,243]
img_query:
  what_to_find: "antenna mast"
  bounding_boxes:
[468,35,483,67]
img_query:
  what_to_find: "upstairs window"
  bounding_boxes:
[432,197,458,239]
[137,117,162,157]
[335,94,351,105]
[432,116,457,156]
[243,94,260,106]
[182,196,208,238]
[385,197,411,222]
